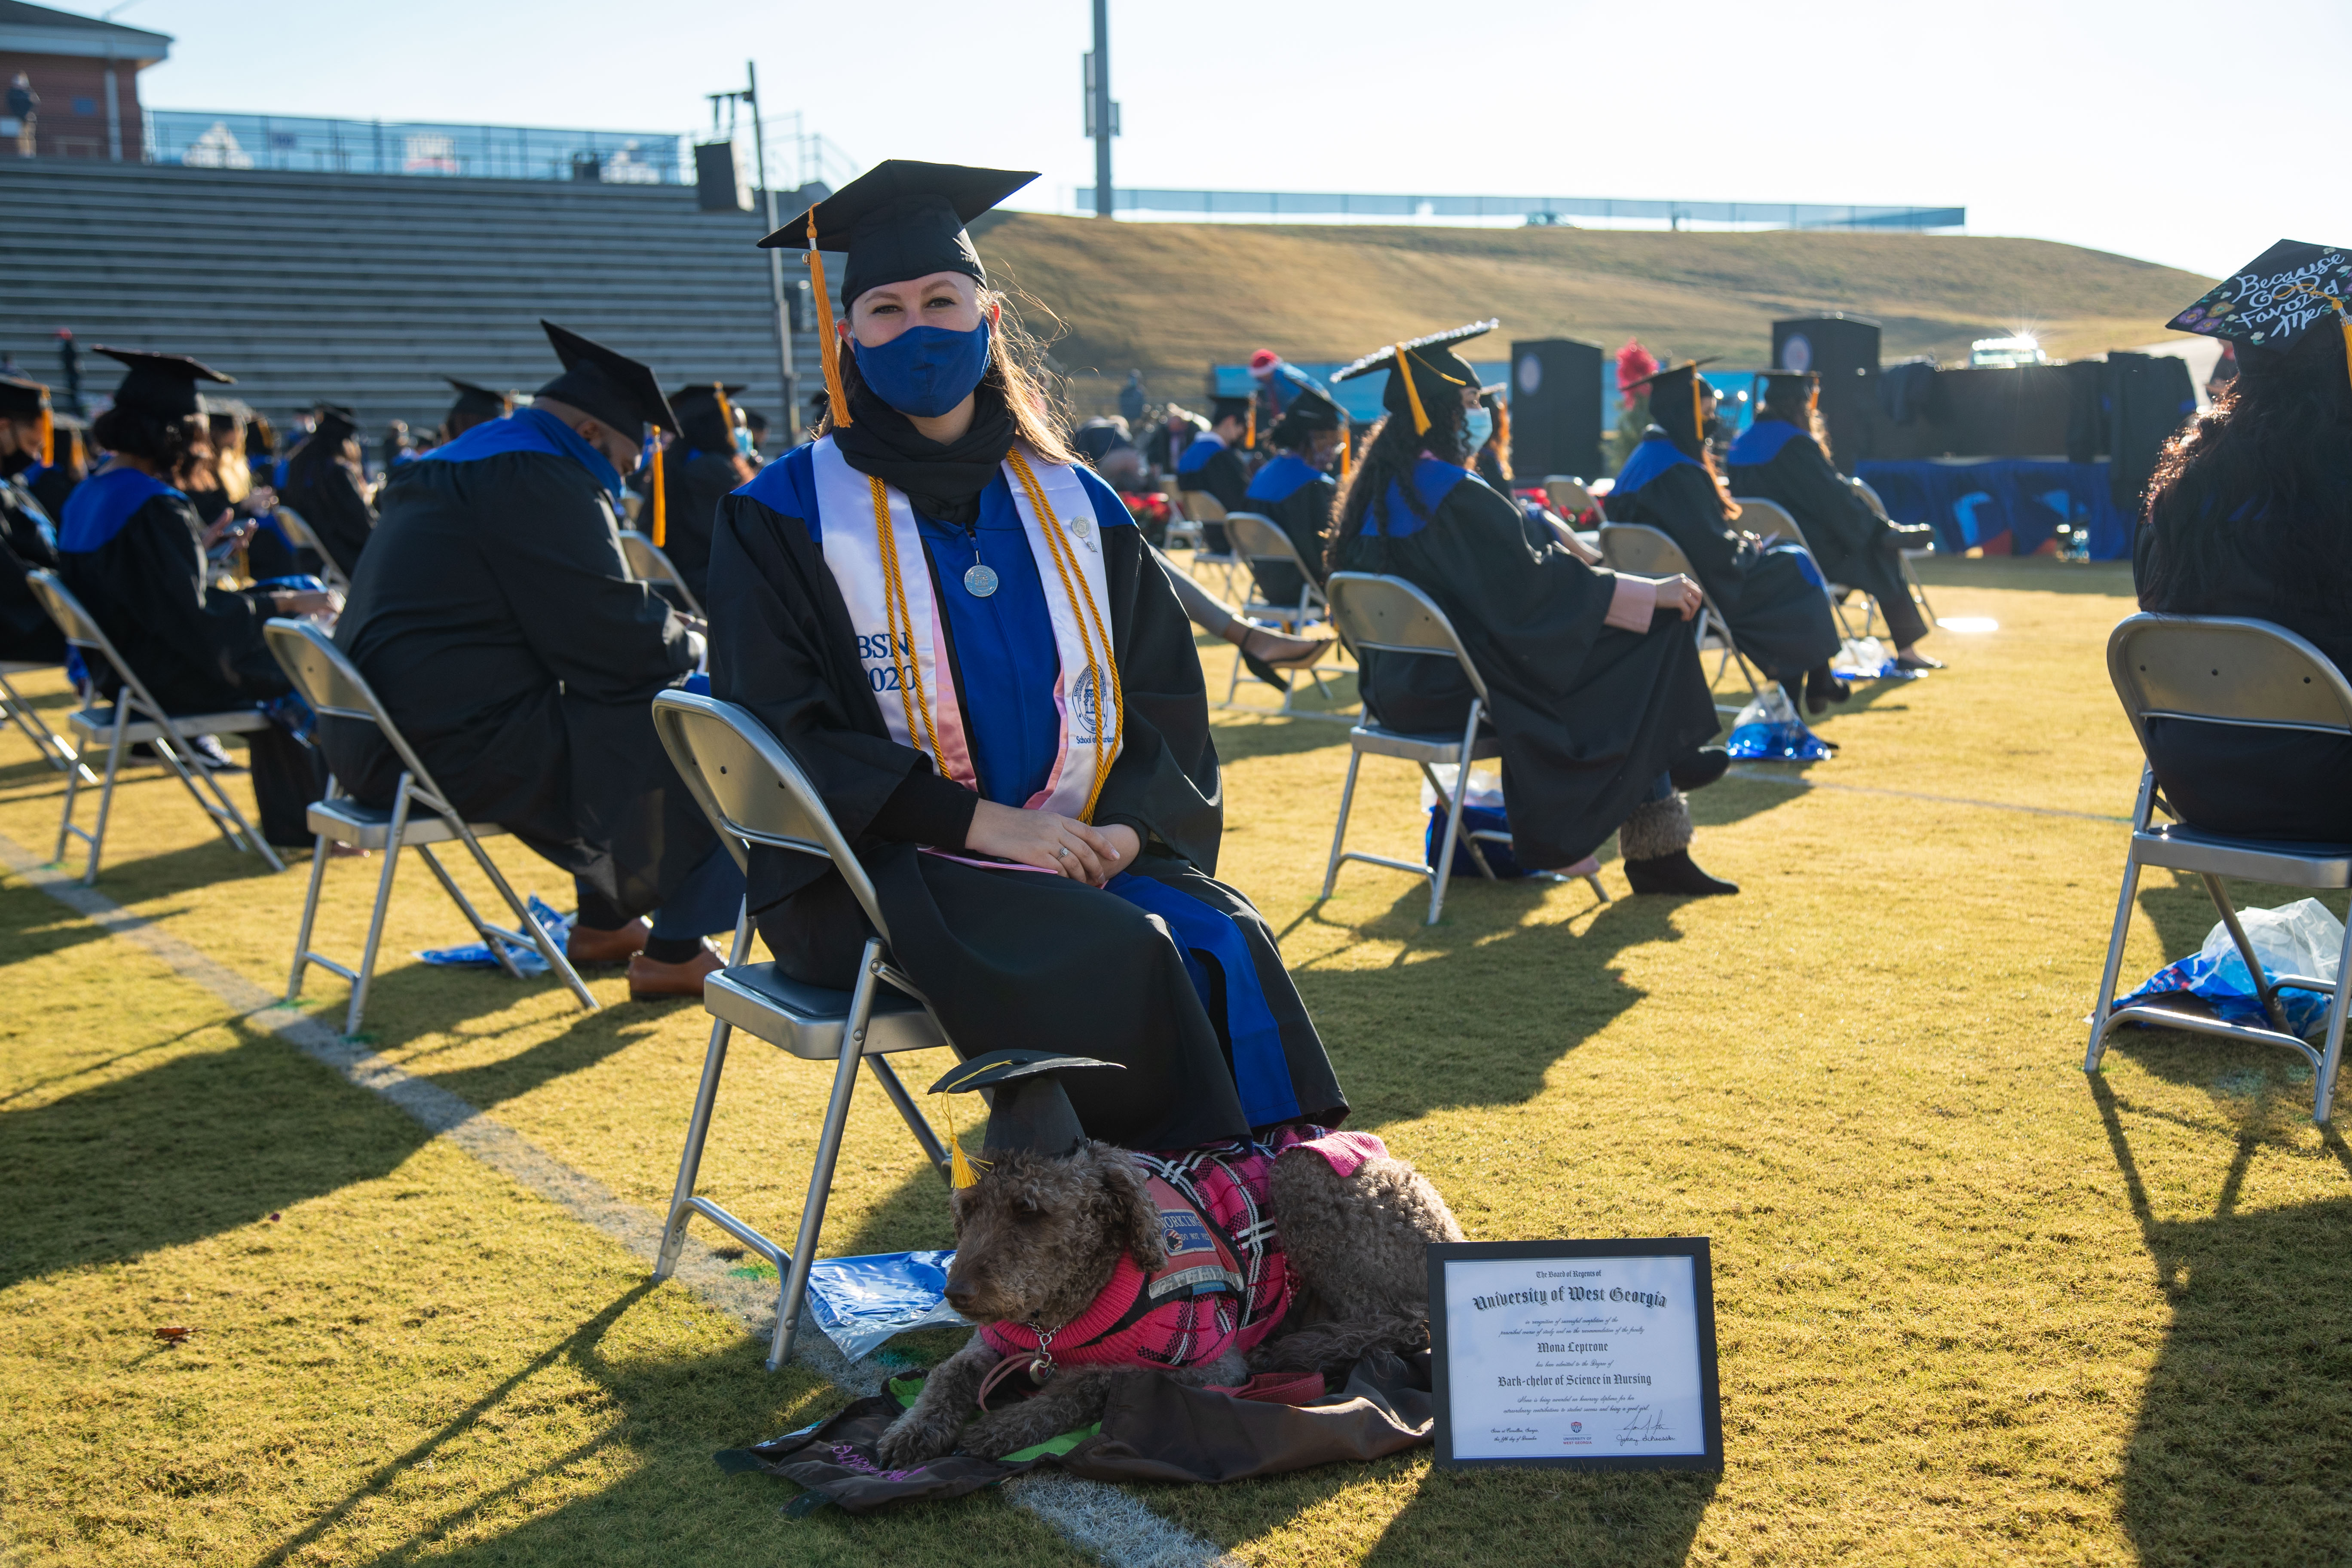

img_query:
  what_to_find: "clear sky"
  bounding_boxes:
[85,0,2352,282]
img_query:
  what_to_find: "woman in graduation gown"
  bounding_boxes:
[1727,371,1938,669]
[1328,323,1737,895]
[0,375,66,662]
[705,160,1344,1152]
[1604,364,1847,711]
[57,350,333,844]
[1239,386,1342,607]
[279,403,375,582]
[2132,239,2352,839]
[648,380,755,602]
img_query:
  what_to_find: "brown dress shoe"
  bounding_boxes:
[627,947,723,1001]
[567,918,649,965]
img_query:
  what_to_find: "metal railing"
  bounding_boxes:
[1072,188,1964,231]
[144,109,689,184]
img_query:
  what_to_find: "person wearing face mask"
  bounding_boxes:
[1329,323,1738,897]
[644,380,757,603]
[1604,363,1847,714]
[704,161,1345,1152]
[321,321,743,999]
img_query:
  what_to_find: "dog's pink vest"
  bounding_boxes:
[980,1127,1387,1374]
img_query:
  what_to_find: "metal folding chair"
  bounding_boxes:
[0,659,93,781]
[1542,476,1599,521]
[1733,497,1866,643]
[263,618,598,1034]
[1596,523,1762,710]
[1176,488,1243,597]
[272,506,349,594]
[1218,511,1350,716]
[24,569,285,883]
[619,530,704,617]
[1320,572,1606,924]
[647,690,954,1370]
[2086,614,2352,1123]
[1850,478,1937,631]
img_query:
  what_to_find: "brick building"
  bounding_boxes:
[0,1,171,162]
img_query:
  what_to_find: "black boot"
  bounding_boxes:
[1623,849,1740,897]
[1669,746,1730,792]
[1804,664,1850,715]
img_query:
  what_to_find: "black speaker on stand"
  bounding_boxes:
[1507,338,1603,482]
[1773,315,1880,474]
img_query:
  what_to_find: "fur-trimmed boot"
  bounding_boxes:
[1617,793,1739,897]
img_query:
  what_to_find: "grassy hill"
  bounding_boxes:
[966,213,2215,416]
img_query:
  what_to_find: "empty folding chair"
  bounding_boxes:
[647,689,954,1370]
[1177,488,1243,597]
[264,618,597,1035]
[1320,571,1606,924]
[1542,475,1598,522]
[271,506,349,595]
[2086,614,2352,1123]
[24,569,285,883]
[1218,510,1350,716]
[1596,523,1761,709]
[619,529,704,617]
[1731,497,1865,643]
[0,659,92,781]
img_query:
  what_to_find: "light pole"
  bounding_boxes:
[1090,0,1114,218]
[741,63,799,440]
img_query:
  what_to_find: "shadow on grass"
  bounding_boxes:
[2089,1077,2352,1563]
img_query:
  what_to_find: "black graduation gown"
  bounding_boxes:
[656,448,738,602]
[1728,430,1928,647]
[280,439,375,582]
[705,465,1345,1152]
[28,465,79,523]
[0,477,65,662]
[1243,468,1334,607]
[319,449,713,920]
[1333,462,1721,869]
[1603,450,1841,682]
[1179,441,1248,554]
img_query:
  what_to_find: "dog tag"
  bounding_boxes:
[1029,1354,1056,1384]
[963,564,1000,597]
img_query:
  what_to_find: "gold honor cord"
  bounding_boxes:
[807,211,853,428]
[1006,449,1125,822]
[867,474,944,768]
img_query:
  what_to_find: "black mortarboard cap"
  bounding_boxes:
[928,1049,1124,1162]
[765,159,1038,308]
[1269,386,1344,447]
[1332,321,1498,436]
[312,402,360,446]
[1210,395,1255,423]
[668,381,747,451]
[0,374,49,420]
[2169,240,2352,353]
[534,321,680,436]
[444,376,512,423]
[1623,360,1720,458]
[95,347,233,419]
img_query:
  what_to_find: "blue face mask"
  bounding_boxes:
[1460,407,1494,454]
[851,318,992,419]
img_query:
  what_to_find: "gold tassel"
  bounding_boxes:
[1244,400,1256,450]
[1494,395,1510,460]
[37,403,53,469]
[713,380,737,441]
[649,438,666,547]
[808,212,853,429]
[1395,344,1430,435]
[938,1095,990,1188]
[1337,426,1351,482]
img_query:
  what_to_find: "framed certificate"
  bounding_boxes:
[1428,1237,1722,1470]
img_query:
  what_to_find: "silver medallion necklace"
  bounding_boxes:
[963,526,998,596]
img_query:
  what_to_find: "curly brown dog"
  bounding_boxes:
[873,1135,1462,1468]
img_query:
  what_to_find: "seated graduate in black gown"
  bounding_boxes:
[1327,322,1737,895]
[2134,239,2352,842]
[707,160,1344,1151]
[0,377,67,665]
[321,321,744,1000]
[1240,386,1343,608]
[1727,370,1938,670]
[279,403,376,582]
[1605,363,1847,713]
[649,380,755,602]
[56,350,334,845]
[439,377,511,444]
[1174,394,1253,554]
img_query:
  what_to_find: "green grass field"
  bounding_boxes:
[4,556,2348,1567]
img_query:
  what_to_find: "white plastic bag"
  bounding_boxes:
[2200,897,2344,986]
[1420,764,1504,811]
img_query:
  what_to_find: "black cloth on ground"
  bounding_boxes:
[1728,430,1929,647]
[1335,469,1721,869]
[318,450,711,921]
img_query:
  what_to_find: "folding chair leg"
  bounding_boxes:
[772,936,884,1372]
[2313,909,2352,1124]
[1425,702,1485,925]
[345,782,412,1036]
[77,713,132,884]
[2201,874,2294,1036]
[287,827,334,1002]
[2084,813,2150,1072]
[413,843,526,980]
[453,821,599,1014]
[1320,749,1366,898]
[654,1014,735,1280]
[864,1054,951,1177]
[0,672,87,779]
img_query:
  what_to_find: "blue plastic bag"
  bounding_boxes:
[2115,897,2343,1036]
[1420,766,1530,880]
[1723,688,1833,762]
[416,895,572,975]
[802,1250,971,1363]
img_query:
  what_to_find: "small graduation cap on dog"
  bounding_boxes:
[94,348,234,419]
[1331,321,1499,438]
[928,1049,1124,1185]
[443,376,513,424]
[762,159,1039,432]
[2168,239,2352,389]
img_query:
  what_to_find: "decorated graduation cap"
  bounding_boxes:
[535,320,680,437]
[94,347,234,419]
[928,1048,1124,1182]
[1623,358,1721,459]
[669,380,748,451]
[1331,320,1499,438]
[443,376,513,425]
[2168,239,2352,385]
[763,159,1039,432]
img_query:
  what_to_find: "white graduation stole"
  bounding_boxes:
[810,435,1124,821]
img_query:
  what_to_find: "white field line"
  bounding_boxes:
[0,830,1233,1568]
[1723,766,2130,824]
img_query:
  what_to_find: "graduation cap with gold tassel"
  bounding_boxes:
[0,375,52,467]
[928,1049,1125,1182]
[1330,320,1500,437]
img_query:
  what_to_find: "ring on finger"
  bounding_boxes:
[1053,845,1070,859]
